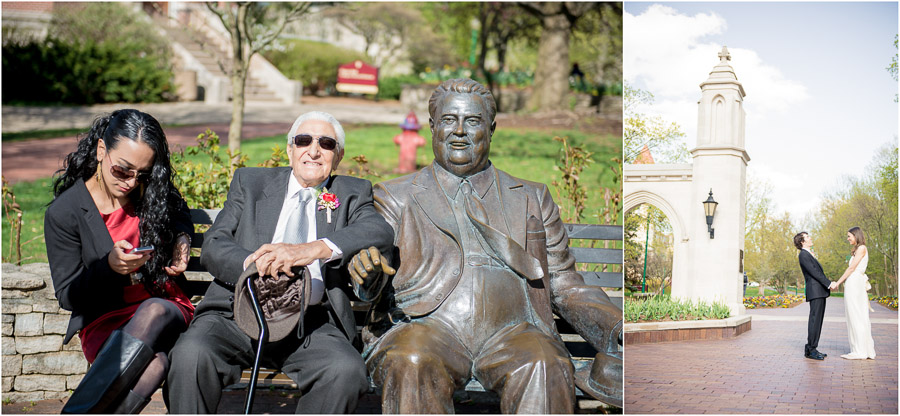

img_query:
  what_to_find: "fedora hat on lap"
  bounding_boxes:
[234,263,311,342]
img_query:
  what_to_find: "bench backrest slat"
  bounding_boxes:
[190,208,220,225]
[568,247,622,265]
[186,210,625,288]
[578,271,623,288]
[563,223,622,240]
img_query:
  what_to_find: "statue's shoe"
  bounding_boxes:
[574,353,622,408]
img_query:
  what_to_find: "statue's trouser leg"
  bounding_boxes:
[474,322,575,414]
[367,321,471,414]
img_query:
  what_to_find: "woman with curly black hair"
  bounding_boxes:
[45,109,194,413]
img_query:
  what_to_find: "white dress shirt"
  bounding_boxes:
[247,174,343,305]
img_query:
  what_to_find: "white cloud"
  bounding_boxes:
[625,4,810,133]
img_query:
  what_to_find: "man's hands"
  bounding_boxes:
[348,246,395,285]
[244,241,332,278]
[108,240,151,275]
[829,281,839,290]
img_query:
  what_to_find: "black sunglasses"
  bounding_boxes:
[292,134,338,151]
[106,154,151,182]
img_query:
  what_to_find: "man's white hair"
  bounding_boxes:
[286,111,345,153]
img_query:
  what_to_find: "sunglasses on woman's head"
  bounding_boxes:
[292,134,338,151]
[106,154,151,182]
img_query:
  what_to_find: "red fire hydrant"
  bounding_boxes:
[393,111,426,174]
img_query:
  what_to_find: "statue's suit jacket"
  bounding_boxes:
[199,167,393,345]
[357,163,621,349]
[799,250,831,301]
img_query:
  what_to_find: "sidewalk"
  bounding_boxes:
[625,298,898,414]
[1,99,419,184]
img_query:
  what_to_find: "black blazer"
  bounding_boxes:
[798,249,831,301]
[197,167,393,346]
[44,179,193,344]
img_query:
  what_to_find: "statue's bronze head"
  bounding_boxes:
[427,79,497,178]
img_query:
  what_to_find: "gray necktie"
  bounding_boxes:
[283,190,312,244]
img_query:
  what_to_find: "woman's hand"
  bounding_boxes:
[165,233,191,276]
[108,240,151,275]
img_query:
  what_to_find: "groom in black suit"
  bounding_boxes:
[166,111,393,413]
[794,231,837,360]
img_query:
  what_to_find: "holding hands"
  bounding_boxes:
[244,241,332,278]
[829,281,839,290]
[348,246,395,285]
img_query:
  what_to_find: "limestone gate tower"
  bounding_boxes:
[624,46,750,315]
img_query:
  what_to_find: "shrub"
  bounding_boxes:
[265,39,368,96]
[1,3,173,105]
[376,74,422,100]
[171,130,249,210]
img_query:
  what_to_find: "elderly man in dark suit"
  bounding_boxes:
[166,111,393,413]
[350,79,622,413]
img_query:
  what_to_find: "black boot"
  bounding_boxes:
[108,390,151,414]
[62,330,154,414]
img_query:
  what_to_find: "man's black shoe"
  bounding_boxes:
[805,351,825,360]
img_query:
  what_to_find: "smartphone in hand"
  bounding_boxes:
[129,245,155,255]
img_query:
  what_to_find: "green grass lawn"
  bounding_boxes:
[742,287,780,297]
[2,124,620,264]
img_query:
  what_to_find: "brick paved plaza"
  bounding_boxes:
[625,298,898,414]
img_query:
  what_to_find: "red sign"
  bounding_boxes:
[336,60,379,95]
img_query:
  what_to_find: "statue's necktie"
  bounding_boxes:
[459,180,542,281]
[283,190,312,244]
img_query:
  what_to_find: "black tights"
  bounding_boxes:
[120,298,186,398]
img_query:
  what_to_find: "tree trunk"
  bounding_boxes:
[229,67,246,155]
[227,3,249,156]
[528,12,570,112]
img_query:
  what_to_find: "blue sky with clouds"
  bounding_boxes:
[624,1,898,225]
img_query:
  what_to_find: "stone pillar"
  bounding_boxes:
[2,263,88,403]
[683,47,750,316]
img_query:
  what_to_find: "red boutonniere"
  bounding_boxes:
[317,188,340,223]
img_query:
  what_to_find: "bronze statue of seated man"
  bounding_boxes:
[350,78,622,413]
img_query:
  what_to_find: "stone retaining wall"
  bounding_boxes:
[624,315,753,345]
[2,263,86,403]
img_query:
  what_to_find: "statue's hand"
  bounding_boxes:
[349,246,396,285]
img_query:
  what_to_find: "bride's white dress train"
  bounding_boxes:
[842,250,876,359]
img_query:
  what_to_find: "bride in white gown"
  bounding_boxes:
[833,226,876,360]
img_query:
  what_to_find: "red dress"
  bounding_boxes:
[79,204,195,363]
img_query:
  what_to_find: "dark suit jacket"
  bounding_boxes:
[799,249,831,301]
[198,167,393,345]
[44,179,192,344]
[357,163,620,347]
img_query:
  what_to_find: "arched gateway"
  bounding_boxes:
[624,47,750,315]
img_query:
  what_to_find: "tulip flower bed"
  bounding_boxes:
[625,295,731,322]
[743,294,805,309]
[874,296,898,310]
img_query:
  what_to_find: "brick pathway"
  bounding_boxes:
[625,298,898,414]
[1,387,610,414]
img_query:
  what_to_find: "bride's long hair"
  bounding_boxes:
[848,226,866,256]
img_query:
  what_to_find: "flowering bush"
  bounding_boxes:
[743,294,805,309]
[874,296,898,310]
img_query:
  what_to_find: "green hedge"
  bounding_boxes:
[2,3,173,105]
[3,39,173,105]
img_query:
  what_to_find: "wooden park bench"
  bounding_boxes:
[183,209,623,404]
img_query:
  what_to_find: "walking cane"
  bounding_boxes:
[244,276,268,414]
